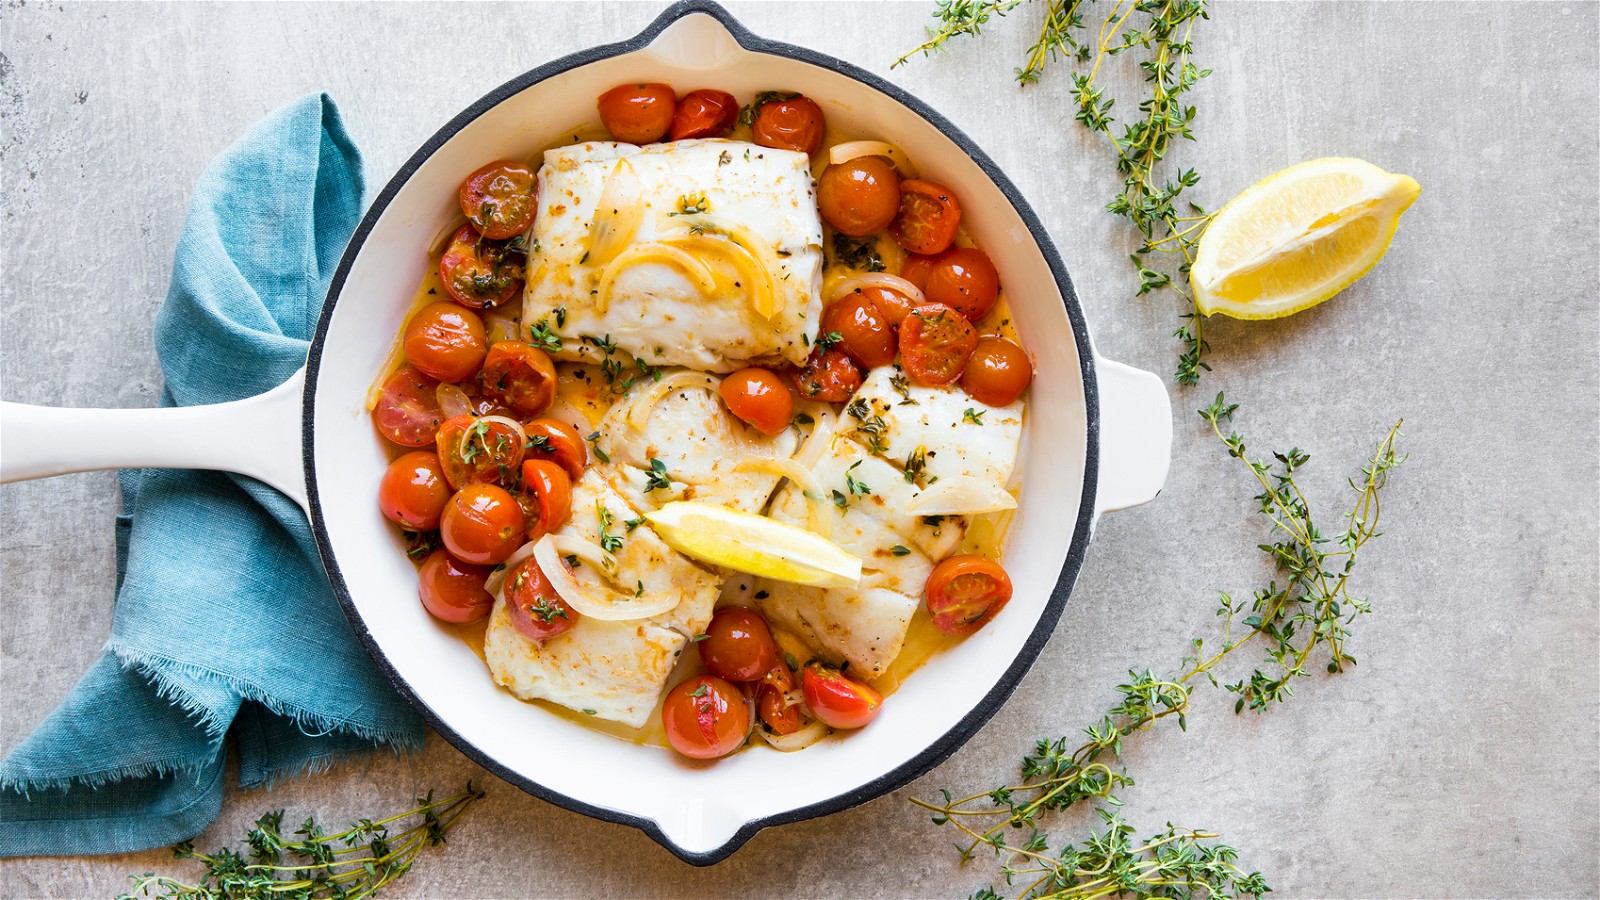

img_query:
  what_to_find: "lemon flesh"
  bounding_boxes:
[643,501,862,589]
[1191,157,1420,320]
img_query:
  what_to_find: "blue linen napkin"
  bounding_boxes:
[0,93,424,857]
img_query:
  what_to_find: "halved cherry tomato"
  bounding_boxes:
[503,553,577,642]
[523,417,588,480]
[436,415,525,490]
[439,225,524,309]
[925,554,1013,636]
[478,341,557,418]
[961,337,1032,407]
[891,180,962,255]
[598,83,677,143]
[793,347,863,402]
[379,451,451,531]
[418,549,494,623]
[439,483,525,565]
[821,293,896,369]
[801,662,882,730]
[663,675,750,760]
[373,366,443,447]
[898,253,941,292]
[899,304,977,387]
[669,89,738,140]
[750,94,825,155]
[925,247,999,321]
[459,161,538,240]
[519,459,573,542]
[698,607,780,682]
[758,682,803,736]
[404,301,487,383]
[818,156,901,237]
[720,367,794,436]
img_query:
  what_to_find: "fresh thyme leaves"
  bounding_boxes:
[815,330,845,351]
[914,395,1404,897]
[527,433,555,453]
[403,530,439,560]
[904,446,928,484]
[891,544,912,557]
[845,460,872,498]
[963,407,986,425]
[831,232,887,272]
[644,457,673,492]
[889,372,918,405]
[596,502,624,553]
[671,192,711,216]
[846,397,891,454]
[458,419,492,464]
[528,595,568,623]
[718,150,733,167]
[528,318,564,353]
[119,785,484,900]
[896,0,1216,384]
[585,431,611,464]
[737,90,800,128]
[623,515,647,533]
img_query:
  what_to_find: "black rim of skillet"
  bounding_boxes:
[304,0,1101,868]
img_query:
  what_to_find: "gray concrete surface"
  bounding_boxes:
[2,2,1596,897]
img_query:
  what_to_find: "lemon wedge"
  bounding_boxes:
[643,501,862,589]
[1191,157,1420,320]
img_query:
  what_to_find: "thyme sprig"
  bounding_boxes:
[915,397,1404,897]
[120,785,484,900]
[895,0,1216,383]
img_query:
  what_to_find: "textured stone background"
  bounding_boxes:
[3,1,1597,897]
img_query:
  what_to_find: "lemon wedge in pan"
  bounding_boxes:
[1191,157,1421,320]
[643,501,861,589]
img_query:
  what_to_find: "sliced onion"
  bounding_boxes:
[734,457,830,540]
[752,718,830,752]
[586,158,644,270]
[436,383,474,420]
[546,395,597,432]
[668,215,783,318]
[459,415,526,462]
[829,273,926,308]
[667,233,779,320]
[486,541,539,600]
[430,212,469,254]
[531,534,681,621]
[483,306,521,344]
[907,478,1018,516]
[596,242,717,314]
[625,371,723,431]
[794,411,837,471]
[828,140,919,177]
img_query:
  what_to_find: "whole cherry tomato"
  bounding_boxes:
[898,253,941,292]
[801,662,882,730]
[478,341,557,418]
[898,304,977,387]
[698,607,780,682]
[598,83,677,143]
[793,346,863,402]
[503,553,577,642]
[379,451,451,531]
[961,337,1032,407]
[519,459,573,542]
[404,301,487,383]
[435,415,525,490]
[418,549,495,624]
[662,675,750,760]
[439,483,526,565]
[925,247,1000,321]
[373,366,443,447]
[719,367,794,436]
[669,89,738,140]
[522,417,588,480]
[925,554,1013,636]
[459,160,538,240]
[439,225,524,309]
[891,180,962,255]
[750,94,825,155]
[818,156,901,237]
[821,293,896,369]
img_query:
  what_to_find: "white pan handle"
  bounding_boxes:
[0,368,308,509]
[1093,356,1172,515]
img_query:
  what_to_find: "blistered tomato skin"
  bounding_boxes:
[418,549,494,624]
[459,161,538,240]
[821,293,896,369]
[663,675,751,760]
[519,459,573,542]
[404,302,487,383]
[379,451,451,531]
[891,180,962,256]
[436,415,525,491]
[598,83,677,143]
[373,366,443,447]
[669,89,739,140]
[503,554,577,642]
[925,248,1000,321]
[961,337,1033,407]
[478,341,557,418]
[898,253,941,293]
[925,554,1013,636]
[751,95,825,155]
[818,157,901,237]
[720,368,794,436]
[522,417,588,480]
[899,304,979,387]
[757,663,801,735]
[801,663,882,730]
[439,483,526,565]
[698,607,781,682]
[793,347,863,402]
[438,225,524,310]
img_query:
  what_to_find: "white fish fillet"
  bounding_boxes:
[844,366,1024,496]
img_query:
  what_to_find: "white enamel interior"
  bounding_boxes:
[309,11,1088,858]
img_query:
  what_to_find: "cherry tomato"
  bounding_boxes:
[698,607,781,682]
[519,459,573,542]
[793,347,863,402]
[758,682,802,736]
[719,367,794,436]
[439,225,524,309]
[598,83,677,143]
[379,451,451,531]
[899,304,978,387]
[925,247,1000,321]
[801,662,882,730]
[750,94,825,155]
[503,554,577,642]
[523,417,588,480]
[439,483,526,565]
[373,366,443,447]
[478,341,557,418]
[818,156,901,237]
[459,160,537,240]
[961,337,1033,407]
[821,293,896,369]
[436,415,526,490]
[417,549,494,624]
[663,675,750,760]
[898,253,940,292]
[669,89,738,140]
[925,554,1013,636]
[404,301,487,383]
[891,179,962,255]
